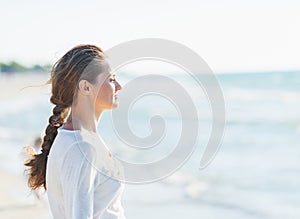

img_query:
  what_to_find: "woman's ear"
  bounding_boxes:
[78,80,92,95]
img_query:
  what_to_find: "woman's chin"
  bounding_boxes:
[112,103,119,109]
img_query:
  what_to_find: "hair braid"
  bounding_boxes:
[25,104,69,189]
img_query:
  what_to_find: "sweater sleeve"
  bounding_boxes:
[61,141,97,219]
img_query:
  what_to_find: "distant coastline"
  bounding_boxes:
[1,61,299,76]
[0,61,51,74]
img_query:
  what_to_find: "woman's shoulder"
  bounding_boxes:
[65,140,98,161]
[55,128,101,154]
[55,129,113,170]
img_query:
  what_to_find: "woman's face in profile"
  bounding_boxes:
[93,71,122,112]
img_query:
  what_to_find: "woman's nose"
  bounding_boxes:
[115,81,122,91]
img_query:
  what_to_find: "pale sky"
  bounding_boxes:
[0,0,299,73]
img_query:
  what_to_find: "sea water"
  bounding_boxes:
[0,71,299,219]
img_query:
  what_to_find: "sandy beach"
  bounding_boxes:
[0,73,51,101]
[0,169,50,219]
[0,73,51,219]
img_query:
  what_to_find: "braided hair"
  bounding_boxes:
[25,44,106,190]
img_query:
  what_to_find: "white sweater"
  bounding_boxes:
[46,127,126,219]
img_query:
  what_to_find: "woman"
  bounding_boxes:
[25,44,126,218]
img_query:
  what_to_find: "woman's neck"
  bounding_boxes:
[63,108,102,133]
